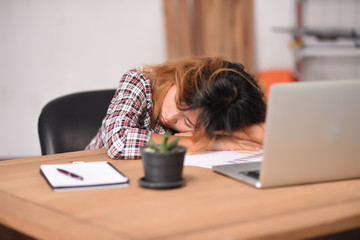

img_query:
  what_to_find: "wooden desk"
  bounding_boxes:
[0,149,359,240]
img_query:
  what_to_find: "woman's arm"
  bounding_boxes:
[231,122,266,144]
[150,133,194,149]
[152,123,265,153]
[208,136,262,151]
[103,70,154,159]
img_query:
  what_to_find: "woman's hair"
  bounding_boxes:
[144,56,266,151]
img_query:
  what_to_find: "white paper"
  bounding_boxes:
[40,161,128,191]
[184,151,263,169]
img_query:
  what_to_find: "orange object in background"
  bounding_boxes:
[256,70,296,100]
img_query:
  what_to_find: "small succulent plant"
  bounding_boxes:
[147,132,180,152]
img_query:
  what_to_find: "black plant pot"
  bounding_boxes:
[138,146,187,189]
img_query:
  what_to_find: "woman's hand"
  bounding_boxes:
[209,135,262,152]
[174,131,193,137]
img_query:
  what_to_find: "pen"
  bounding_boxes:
[57,168,84,180]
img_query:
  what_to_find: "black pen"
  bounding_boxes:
[57,168,84,181]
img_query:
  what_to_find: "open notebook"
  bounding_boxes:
[40,161,129,192]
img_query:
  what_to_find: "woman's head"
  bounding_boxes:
[145,56,266,149]
[158,84,201,134]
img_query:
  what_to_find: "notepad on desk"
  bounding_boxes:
[40,161,129,192]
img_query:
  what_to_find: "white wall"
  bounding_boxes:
[0,0,167,158]
[254,0,295,72]
[0,0,295,158]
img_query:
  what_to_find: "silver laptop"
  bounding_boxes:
[213,80,360,188]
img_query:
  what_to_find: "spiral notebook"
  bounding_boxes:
[40,161,129,192]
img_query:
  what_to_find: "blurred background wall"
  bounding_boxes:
[0,0,167,158]
[1,0,358,159]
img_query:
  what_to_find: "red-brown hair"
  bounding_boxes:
[143,56,266,151]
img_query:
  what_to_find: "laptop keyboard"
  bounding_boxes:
[242,170,260,179]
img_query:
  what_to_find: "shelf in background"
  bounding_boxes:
[297,47,360,57]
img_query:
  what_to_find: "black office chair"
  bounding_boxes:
[38,89,116,155]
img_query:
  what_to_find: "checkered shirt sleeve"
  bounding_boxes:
[86,69,166,159]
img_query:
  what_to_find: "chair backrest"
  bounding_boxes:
[38,89,116,155]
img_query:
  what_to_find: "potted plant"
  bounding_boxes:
[138,132,187,189]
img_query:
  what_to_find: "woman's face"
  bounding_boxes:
[160,85,200,134]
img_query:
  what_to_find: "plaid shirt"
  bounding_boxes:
[86,69,167,159]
